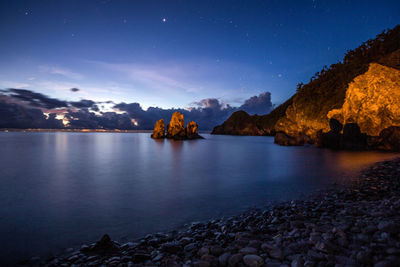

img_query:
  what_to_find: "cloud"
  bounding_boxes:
[93,61,199,94]
[0,96,64,129]
[2,89,69,109]
[39,65,84,80]
[239,92,273,115]
[0,89,273,130]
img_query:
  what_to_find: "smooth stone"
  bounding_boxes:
[243,254,264,267]
[240,247,258,255]
[228,253,243,266]
[219,252,231,266]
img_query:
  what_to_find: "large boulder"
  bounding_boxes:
[89,234,119,254]
[377,126,400,151]
[186,121,203,139]
[151,119,165,139]
[166,112,186,140]
[341,123,368,150]
[315,119,342,149]
[329,118,343,134]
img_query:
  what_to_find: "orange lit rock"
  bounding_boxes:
[151,119,165,139]
[276,63,400,143]
[327,63,400,136]
[166,112,186,140]
[186,121,202,139]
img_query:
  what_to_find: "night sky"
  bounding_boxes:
[0,0,399,109]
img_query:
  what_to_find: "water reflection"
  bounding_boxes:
[0,132,397,264]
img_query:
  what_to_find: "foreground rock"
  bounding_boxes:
[36,158,400,266]
[151,119,165,139]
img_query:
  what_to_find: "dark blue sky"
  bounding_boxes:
[0,0,399,109]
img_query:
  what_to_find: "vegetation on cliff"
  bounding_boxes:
[212,24,400,147]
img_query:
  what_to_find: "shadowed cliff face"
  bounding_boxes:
[211,111,271,136]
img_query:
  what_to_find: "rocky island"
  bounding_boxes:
[212,25,400,151]
[151,112,203,140]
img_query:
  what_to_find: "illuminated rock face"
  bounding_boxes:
[186,121,200,139]
[152,112,203,140]
[275,63,400,144]
[151,119,165,139]
[166,112,186,140]
[327,63,400,136]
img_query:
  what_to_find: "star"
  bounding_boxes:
[162,18,167,23]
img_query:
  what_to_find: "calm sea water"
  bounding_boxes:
[0,132,397,263]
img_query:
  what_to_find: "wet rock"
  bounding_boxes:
[184,242,197,252]
[210,246,224,256]
[378,221,397,234]
[228,253,243,266]
[219,252,231,266]
[291,257,304,267]
[269,247,284,260]
[243,254,264,267]
[160,241,182,254]
[240,247,258,254]
[198,246,210,256]
[193,260,211,267]
[131,253,151,263]
[91,234,119,254]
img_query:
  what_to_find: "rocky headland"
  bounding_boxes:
[28,157,400,267]
[151,112,203,140]
[212,25,400,151]
[211,111,274,136]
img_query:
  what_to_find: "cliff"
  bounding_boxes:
[211,25,400,150]
[327,63,400,136]
[211,100,291,136]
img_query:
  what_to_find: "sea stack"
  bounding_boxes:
[151,112,203,140]
[186,121,202,139]
[167,112,186,140]
[151,119,165,139]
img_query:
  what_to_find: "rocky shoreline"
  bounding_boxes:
[24,157,400,267]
